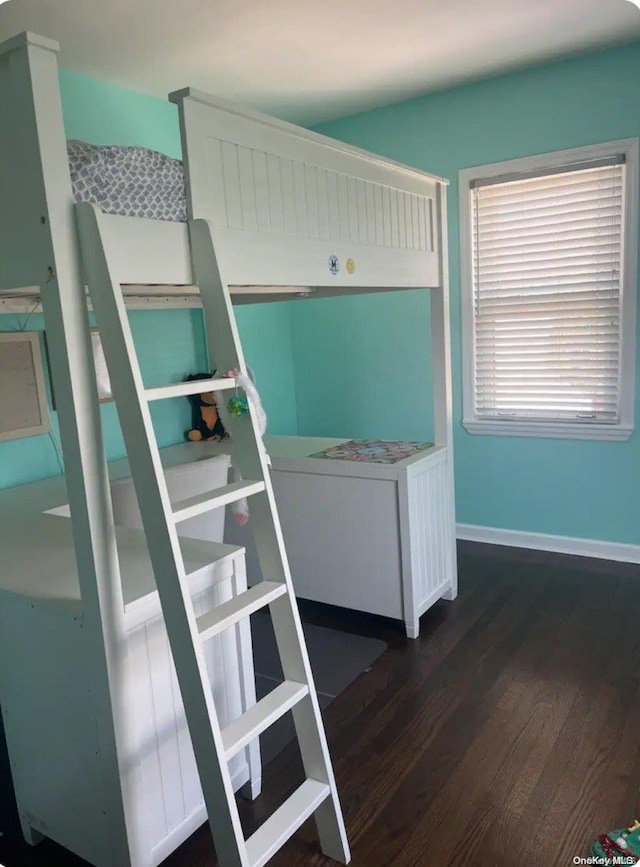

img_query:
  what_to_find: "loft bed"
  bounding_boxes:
[0,29,457,867]
[1,38,445,309]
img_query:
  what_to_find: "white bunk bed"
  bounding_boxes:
[0,30,457,867]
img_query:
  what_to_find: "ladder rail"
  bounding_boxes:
[76,201,351,866]
[190,219,350,862]
[76,202,251,867]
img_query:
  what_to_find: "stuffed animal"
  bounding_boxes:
[184,367,269,527]
[185,373,228,442]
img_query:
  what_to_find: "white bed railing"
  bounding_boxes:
[172,87,444,290]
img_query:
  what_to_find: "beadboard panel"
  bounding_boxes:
[407,457,456,613]
[205,138,436,254]
[120,575,248,866]
[173,90,444,289]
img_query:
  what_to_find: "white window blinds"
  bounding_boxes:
[471,159,625,423]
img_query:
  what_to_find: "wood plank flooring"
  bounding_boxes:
[2,541,640,866]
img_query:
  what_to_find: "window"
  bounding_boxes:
[459,140,638,440]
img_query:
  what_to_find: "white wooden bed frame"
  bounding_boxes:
[1,38,447,307]
[0,30,458,867]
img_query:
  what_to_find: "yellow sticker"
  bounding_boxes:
[346,258,355,274]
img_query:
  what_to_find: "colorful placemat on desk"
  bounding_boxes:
[308,439,433,464]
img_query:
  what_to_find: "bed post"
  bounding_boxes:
[431,181,458,600]
[0,32,131,862]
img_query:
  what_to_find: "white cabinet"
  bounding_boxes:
[228,436,457,638]
[0,451,260,866]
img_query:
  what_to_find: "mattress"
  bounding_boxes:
[67,140,187,222]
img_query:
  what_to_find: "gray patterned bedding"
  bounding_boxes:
[67,140,187,222]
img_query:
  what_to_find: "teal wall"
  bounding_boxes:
[60,70,182,157]
[301,40,640,545]
[290,289,433,441]
[0,71,297,490]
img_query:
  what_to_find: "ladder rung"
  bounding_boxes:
[197,581,287,641]
[145,376,237,402]
[222,680,309,761]
[245,779,331,867]
[172,480,265,523]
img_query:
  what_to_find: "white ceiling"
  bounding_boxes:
[1,0,639,125]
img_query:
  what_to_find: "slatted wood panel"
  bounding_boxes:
[121,577,249,865]
[409,457,456,610]
[207,140,436,252]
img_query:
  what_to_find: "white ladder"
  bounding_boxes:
[74,202,351,867]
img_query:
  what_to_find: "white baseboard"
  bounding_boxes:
[456,524,640,565]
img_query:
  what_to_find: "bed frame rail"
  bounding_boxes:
[171,88,445,290]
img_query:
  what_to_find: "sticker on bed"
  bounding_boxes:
[329,254,339,275]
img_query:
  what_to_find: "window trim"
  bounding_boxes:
[459,139,639,441]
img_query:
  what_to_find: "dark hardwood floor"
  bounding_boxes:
[2,541,640,866]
